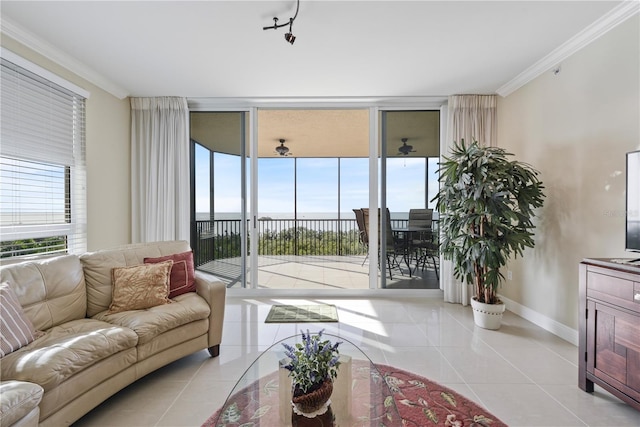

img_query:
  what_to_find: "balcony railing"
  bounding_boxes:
[193,217,408,266]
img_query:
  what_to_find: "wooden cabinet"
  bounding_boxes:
[579,258,640,411]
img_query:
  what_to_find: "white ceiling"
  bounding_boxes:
[0,0,629,100]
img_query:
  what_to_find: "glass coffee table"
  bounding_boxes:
[213,333,402,426]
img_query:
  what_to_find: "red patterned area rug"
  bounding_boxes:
[203,362,508,426]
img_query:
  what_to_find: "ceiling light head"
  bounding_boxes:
[284,32,296,45]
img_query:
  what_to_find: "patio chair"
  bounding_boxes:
[408,208,439,279]
[408,208,433,230]
[353,208,369,266]
[362,208,409,279]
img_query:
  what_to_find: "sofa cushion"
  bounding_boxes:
[0,319,138,392]
[93,292,210,346]
[0,255,86,331]
[81,240,192,317]
[109,261,172,314]
[144,250,196,298]
[0,380,43,427]
[0,282,39,357]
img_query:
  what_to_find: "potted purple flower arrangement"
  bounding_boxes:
[282,329,342,416]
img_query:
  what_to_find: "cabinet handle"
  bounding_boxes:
[635,292,640,302]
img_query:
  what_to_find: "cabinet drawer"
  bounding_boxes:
[587,270,640,313]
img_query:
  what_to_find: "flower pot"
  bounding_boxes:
[471,297,506,330]
[291,379,333,417]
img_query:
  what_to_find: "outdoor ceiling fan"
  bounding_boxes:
[398,138,416,155]
[275,139,292,156]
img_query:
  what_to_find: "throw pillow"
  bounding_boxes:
[109,261,173,314]
[0,282,38,357]
[154,260,188,298]
[144,251,196,298]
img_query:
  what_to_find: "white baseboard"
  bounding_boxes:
[499,295,578,346]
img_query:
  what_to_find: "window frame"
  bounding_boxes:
[0,49,89,259]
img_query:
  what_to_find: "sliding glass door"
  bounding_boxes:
[189,107,439,291]
[190,111,249,287]
[379,110,441,289]
[253,109,370,289]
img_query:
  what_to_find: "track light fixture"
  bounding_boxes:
[263,0,300,45]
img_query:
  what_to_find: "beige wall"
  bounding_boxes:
[497,16,640,331]
[1,36,131,250]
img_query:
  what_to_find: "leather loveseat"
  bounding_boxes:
[0,240,226,426]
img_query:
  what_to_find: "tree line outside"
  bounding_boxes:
[194,226,366,266]
[1,236,67,258]
[2,228,365,263]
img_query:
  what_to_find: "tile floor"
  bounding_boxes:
[72,296,640,426]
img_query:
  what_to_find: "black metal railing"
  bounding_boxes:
[193,218,409,266]
[194,219,244,266]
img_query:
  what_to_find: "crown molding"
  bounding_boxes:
[496,1,640,97]
[1,17,130,100]
[1,47,90,98]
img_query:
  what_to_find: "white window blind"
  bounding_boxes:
[1,53,87,258]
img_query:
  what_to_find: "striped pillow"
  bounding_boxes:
[0,282,38,358]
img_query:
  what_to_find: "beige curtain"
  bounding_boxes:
[441,94,497,305]
[131,97,190,243]
[447,94,497,147]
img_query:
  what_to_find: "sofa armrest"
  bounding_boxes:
[194,271,226,356]
[0,381,43,427]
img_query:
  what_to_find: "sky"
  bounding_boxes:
[195,144,439,216]
[0,157,67,225]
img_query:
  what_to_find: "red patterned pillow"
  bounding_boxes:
[162,260,188,297]
[144,251,196,298]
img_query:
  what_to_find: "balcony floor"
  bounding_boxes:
[197,254,439,290]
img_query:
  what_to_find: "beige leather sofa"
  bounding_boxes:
[0,241,226,427]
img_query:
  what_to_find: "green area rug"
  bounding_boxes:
[265,304,339,323]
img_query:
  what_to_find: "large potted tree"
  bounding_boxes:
[434,140,545,329]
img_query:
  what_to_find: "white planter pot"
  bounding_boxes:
[471,297,506,330]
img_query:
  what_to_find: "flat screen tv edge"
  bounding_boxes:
[626,150,640,260]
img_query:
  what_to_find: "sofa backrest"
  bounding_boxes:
[80,240,192,317]
[0,255,87,331]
